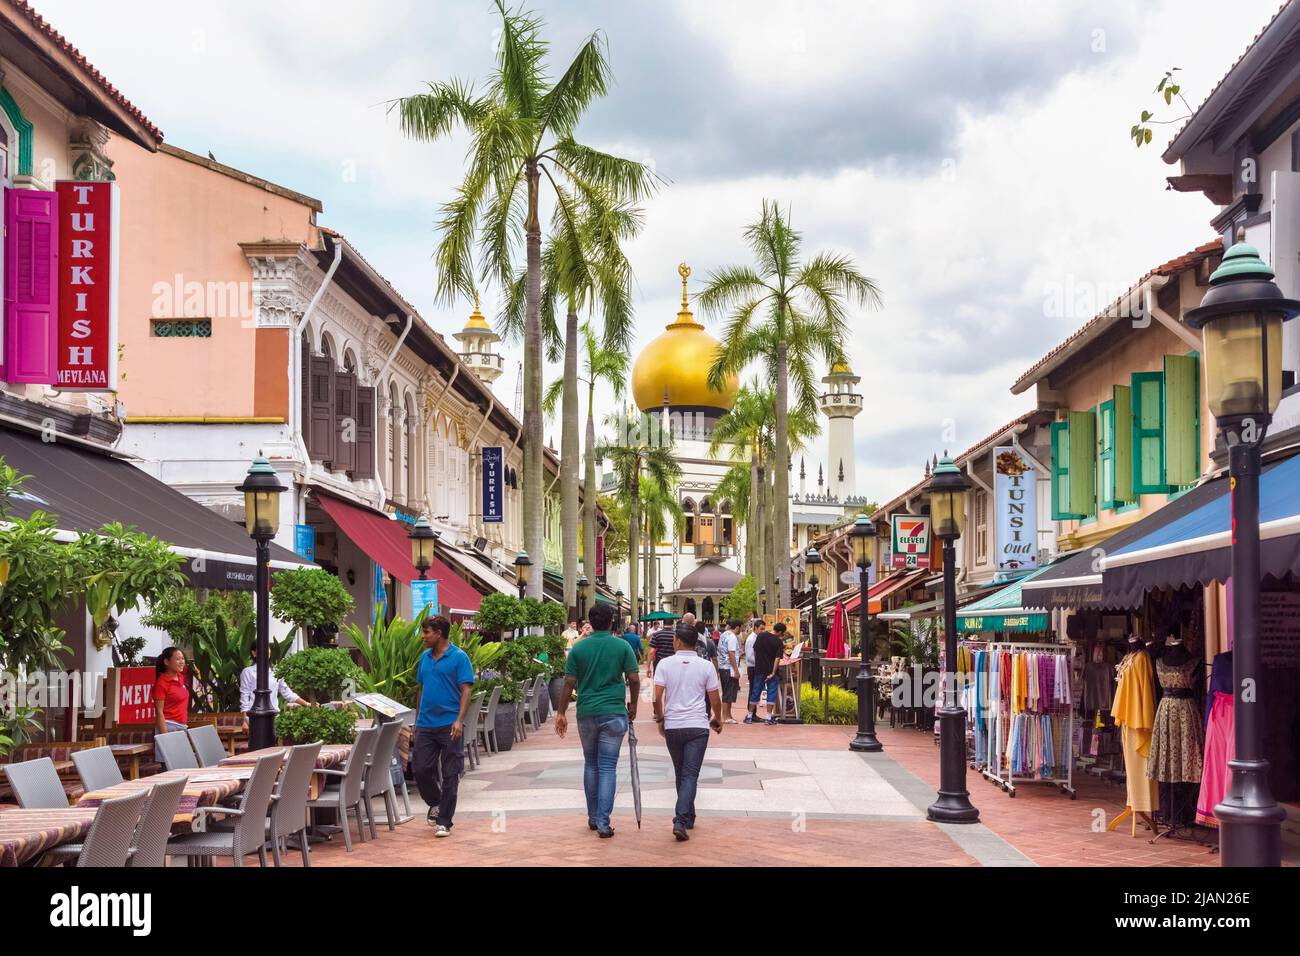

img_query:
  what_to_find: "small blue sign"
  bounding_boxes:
[482,445,504,524]
[373,564,387,617]
[410,579,439,616]
[294,524,315,561]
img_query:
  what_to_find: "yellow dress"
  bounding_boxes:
[1111,651,1159,812]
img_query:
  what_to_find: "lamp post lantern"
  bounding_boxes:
[1185,240,1300,866]
[847,516,882,752]
[236,456,286,751]
[924,453,978,823]
[513,550,532,601]
[577,573,591,622]
[614,588,624,630]
[760,586,767,615]
[805,546,823,689]
[409,515,438,580]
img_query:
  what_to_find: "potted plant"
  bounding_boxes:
[474,592,523,640]
[476,672,521,751]
[274,646,361,705]
[269,566,354,647]
[275,705,358,744]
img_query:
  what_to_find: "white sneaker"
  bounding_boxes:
[435,825,452,838]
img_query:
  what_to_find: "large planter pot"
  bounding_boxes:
[548,676,567,710]
[494,703,518,752]
[536,687,550,723]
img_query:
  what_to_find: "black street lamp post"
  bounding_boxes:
[409,515,438,581]
[924,453,978,823]
[513,550,532,602]
[805,546,823,689]
[614,588,624,630]
[1185,240,1300,866]
[577,573,591,622]
[236,456,286,751]
[760,586,767,615]
[848,516,882,752]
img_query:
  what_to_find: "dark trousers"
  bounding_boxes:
[664,727,710,829]
[411,725,464,828]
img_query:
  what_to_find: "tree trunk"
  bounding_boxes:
[774,339,791,607]
[522,163,544,597]
[561,308,580,616]
[755,459,768,606]
[747,450,759,580]
[763,464,776,610]
[627,482,640,628]
[583,397,598,584]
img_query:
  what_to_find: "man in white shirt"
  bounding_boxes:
[716,619,742,724]
[239,642,312,729]
[653,622,722,842]
[744,620,759,687]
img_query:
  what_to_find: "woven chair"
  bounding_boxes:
[164,753,282,867]
[480,685,503,754]
[187,724,229,767]
[515,682,529,741]
[306,725,378,852]
[126,776,188,868]
[3,757,70,808]
[71,746,124,793]
[70,790,149,867]
[154,731,198,771]
[268,741,322,867]
[463,692,484,770]
[361,720,404,838]
[524,675,545,731]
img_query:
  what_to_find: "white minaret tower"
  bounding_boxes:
[820,361,863,501]
[453,293,504,386]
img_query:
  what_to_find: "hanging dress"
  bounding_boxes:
[1111,650,1159,813]
[1196,652,1234,827]
[1147,657,1204,783]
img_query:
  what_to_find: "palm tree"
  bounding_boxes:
[639,474,683,616]
[598,409,680,627]
[398,0,657,597]
[701,201,881,607]
[545,320,632,597]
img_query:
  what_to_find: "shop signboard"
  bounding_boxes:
[410,578,439,617]
[294,523,315,561]
[482,445,504,523]
[595,531,606,579]
[891,515,931,569]
[55,180,119,391]
[957,611,1049,634]
[994,445,1038,572]
[106,666,155,726]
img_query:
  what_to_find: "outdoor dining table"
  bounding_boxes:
[75,766,254,828]
[219,744,351,799]
[0,807,98,867]
[109,743,154,780]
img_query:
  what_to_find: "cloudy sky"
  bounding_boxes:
[37,0,1281,504]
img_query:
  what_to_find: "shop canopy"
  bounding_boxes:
[437,542,519,598]
[1020,471,1233,611]
[1100,452,1300,608]
[316,493,482,613]
[0,426,311,590]
[878,577,1018,622]
[843,568,928,615]
[956,561,1064,633]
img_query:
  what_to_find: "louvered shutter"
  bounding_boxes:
[3,189,59,384]
[1050,421,1083,520]
[1131,371,1166,494]
[334,370,357,474]
[309,355,334,465]
[1067,409,1097,518]
[1163,353,1200,487]
[1113,383,1135,503]
[352,386,375,479]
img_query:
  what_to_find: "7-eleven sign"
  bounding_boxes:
[891,515,931,569]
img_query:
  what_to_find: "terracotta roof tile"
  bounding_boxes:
[5,0,162,143]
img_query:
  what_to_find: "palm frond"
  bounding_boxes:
[490,0,548,123]
[539,31,612,138]
[393,79,488,141]
[550,138,662,202]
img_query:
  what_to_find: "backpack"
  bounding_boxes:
[696,633,717,662]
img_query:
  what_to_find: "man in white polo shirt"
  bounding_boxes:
[653,622,722,842]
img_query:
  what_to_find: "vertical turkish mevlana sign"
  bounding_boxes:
[482,445,503,523]
[2,188,59,384]
[994,445,1038,572]
[55,181,119,391]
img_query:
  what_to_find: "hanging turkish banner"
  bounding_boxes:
[55,180,119,391]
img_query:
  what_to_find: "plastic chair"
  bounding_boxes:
[361,721,404,838]
[154,730,199,771]
[164,753,282,867]
[70,746,125,793]
[71,790,149,867]
[480,685,503,754]
[187,724,229,767]
[268,741,322,867]
[127,776,188,868]
[3,757,70,808]
[306,725,378,852]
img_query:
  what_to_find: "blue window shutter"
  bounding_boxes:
[1050,420,1084,520]
[1131,371,1166,494]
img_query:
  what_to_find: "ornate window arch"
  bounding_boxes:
[404,391,418,503]
[387,380,400,495]
[0,87,32,183]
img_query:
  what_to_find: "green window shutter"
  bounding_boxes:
[1050,420,1083,520]
[1099,400,1116,511]
[1113,383,1134,503]
[1131,371,1166,494]
[1163,353,1200,487]
[1068,409,1097,517]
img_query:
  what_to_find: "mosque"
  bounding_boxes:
[603,264,873,625]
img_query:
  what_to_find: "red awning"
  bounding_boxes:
[844,568,928,615]
[316,493,483,613]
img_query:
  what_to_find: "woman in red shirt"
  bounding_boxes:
[153,646,190,761]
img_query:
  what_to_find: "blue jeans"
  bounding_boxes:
[664,727,710,829]
[577,713,627,831]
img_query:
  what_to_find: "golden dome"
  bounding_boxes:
[632,264,739,412]
[461,292,493,334]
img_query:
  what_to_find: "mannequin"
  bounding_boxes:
[1196,651,1234,828]
[1148,635,1204,834]
[1110,635,1160,836]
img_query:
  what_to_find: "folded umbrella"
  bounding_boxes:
[626,723,643,829]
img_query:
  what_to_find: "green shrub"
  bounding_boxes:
[450,623,506,674]
[720,575,758,622]
[275,647,361,703]
[497,638,546,681]
[275,705,358,744]
[475,674,521,704]
[270,567,354,642]
[345,605,427,707]
[475,592,523,637]
[800,683,858,725]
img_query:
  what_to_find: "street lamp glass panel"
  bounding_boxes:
[850,517,874,568]
[929,487,965,538]
[578,575,592,601]
[244,490,280,538]
[410,522,437,572]
[1202,310,1284,419]
[513,552,532,587]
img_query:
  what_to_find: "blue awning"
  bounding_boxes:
[957,560,1062,633]
[1101,453,1300,606]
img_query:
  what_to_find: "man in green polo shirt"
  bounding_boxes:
[555,602,640,838]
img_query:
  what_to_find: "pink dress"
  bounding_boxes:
[1195,691,1235,828]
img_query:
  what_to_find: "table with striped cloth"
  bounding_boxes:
[0,807,98,867]
[219,744,351,770]
[75,767,254,826]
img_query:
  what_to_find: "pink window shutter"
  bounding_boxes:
[3,188,60,384]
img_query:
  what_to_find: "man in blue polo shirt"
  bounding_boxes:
[412,615,475,837]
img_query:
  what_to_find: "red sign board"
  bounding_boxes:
[595,531,606,579]
[111,667,155,725]
[55,181,118,391]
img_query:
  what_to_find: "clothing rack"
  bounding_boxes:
[975,641,1076,799]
